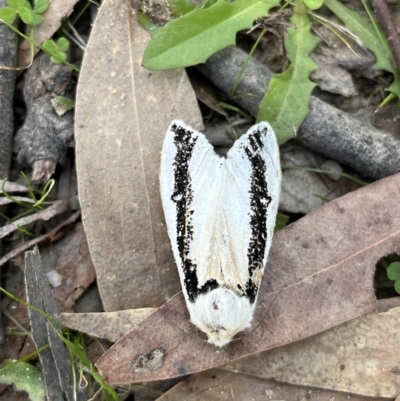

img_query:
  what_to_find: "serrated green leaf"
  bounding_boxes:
[388,76,400,99]
[169,0,197,16]
[387,262,400,280]
[143,0,280,70]
[257,2,320,144]
[303,0,323,10]
[33,0,49,13]
[324,0,400,99]
[30,12,43,26]
[19,6,33,23]
[0,7,16,23]
[0,360,45,401]
[42,39,57,53]
[7,0,24,9]
[57,37,69,51]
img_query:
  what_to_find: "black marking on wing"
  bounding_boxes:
[242,127,271,303]
[170,123,220,302]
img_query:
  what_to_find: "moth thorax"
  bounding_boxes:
[188,287,255,347]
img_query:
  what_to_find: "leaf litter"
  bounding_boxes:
[74,0,202,312]
[96,172,400,384]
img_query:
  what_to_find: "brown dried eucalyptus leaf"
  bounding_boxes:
[62,308,156,342]
[96,173,400,383]
[157,369,389,401]
[222,298,400,398]
[75,0,202,311]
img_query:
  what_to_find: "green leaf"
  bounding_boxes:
[19,6,33,23]
[394,279,400,295]
[52,96,75,113]
[55,96,74,108]
[324,0,400,99]
[387,262,400,281]
[0,7,16,23]
[22,0,32,11]
[57,37,69,51]
[169,0,197,16]
[51,51,67,64]
[42,39,58,53]
[0,360,45,401]
[275,213,289,232]
[143,0,281,70]
[257,2,320,144]
[33,0,49,13]
[7,0,25,9]
[30,12,43,26]
[303,0,323,10]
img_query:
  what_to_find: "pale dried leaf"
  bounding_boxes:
[157,369,390,401]
[62,308,156,342]
[223,298,400,398]
[96,173,400,383]
[75,0,202,311]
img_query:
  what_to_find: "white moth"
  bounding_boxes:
[160,120,281,347]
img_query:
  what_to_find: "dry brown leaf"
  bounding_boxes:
[75,0,202,311]
[41,222,96,313]
[157,369,390,401]
[223,298,400,398]
[96,173,400,384]
[18,0,81,69]
[62,308,156,342]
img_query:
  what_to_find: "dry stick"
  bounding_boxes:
[0,210,81,268]
[0,1,16,180]
[371,0,400,74]
[197,46,400,180]
[25,246,87,401]
[0,0,18,346]
[0,200,69,239]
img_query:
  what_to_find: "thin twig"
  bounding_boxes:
[371,0,400,73]
[0,210,81,267]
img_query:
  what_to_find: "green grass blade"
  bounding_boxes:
[143,0,281,70]
[258,2,320,144]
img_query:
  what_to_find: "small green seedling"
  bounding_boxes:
[387,262,400,294]
[0,0,79,72]
[42,37,70,64]
[0,287,120,401]
[0,0,49,26]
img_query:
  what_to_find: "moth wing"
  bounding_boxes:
[160,120,226,301]
[221,122,281,297]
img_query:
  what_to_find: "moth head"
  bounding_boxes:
[188,288,255,347]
